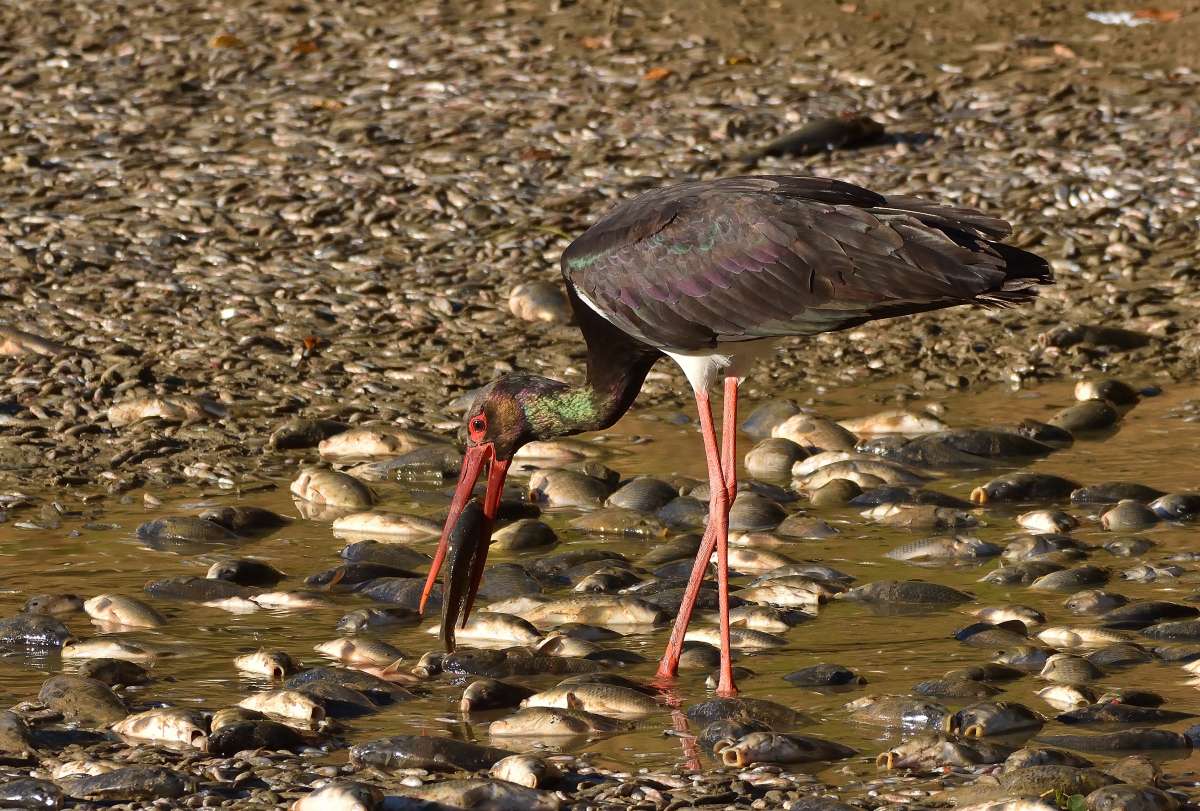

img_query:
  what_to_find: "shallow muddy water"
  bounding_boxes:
[3,377,1200,790]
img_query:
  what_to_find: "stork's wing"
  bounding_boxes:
[561,176,1051,352]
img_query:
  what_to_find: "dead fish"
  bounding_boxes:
[971,473,1080,504]
[509,279,573,324]
[685,626,787,651]
[528,469,610,508]
[318,426,441,461]
[1038,654,1104,684]
[783,663,865,687]
[489,707,635,738]
[1047,400,1121,433]
[77,658,151,687]
[842,580,972,605]
[839,409,947,436]
[136,516,239,545]
[461,678,538,712]
[61,639,212,661]
[112,708,208,750]
[1084,785,1178,811]
[441,499,489,653]
[336,607,421,633]
[913,679,1000,700]
[951,701,1044,737]
[728,605,810,632]
[57,767,196,801]
[1065,589,1127,614]
[521,596,669,629]
[1018,510,1079,533]
[332,510,442,539]
[234,649,297,679]
[885,536,1001,561]
[1029,565,1110,591]
[687,697,811,730]
[237,689,325,722]
[489,754,561,789]
[568,508,668,536]
[744,438,808,480]
[207,558,287,586]
[878,731,1014,769]
[1036,685,1097,712]
[981,561,1065,587]
[200,506,289,534]
[38,674,128,726]
[795,459,931,489]
[993,645,1053,671]
[314,637,408,666]
[1122,563,1184,582]
[1036,728,1189,751]
[867,504,983,531]
[290,469,376,509]
[22,593,84,616]
[349,733,517,773]
[1037,626,1130,648]
[845,694,950,731]
[535,635,600,658]
[1105,536,1157,557]
[252,591,334,609]
[772,415,859,453]
[429,612,542,648]
[1072,481,1166,505]
[1075,379,1140,407]
[716,731,855,767]
[973,604,1046,627]
[1002,534,1086,561]
[291,781,383,811]
[1038,323,1152,350]
[523,683,659,718]
[83,594,166,629]
[739,114,884,164]
[1149,493,1200,521]
[1101,500,1160,530]
[1057,704,1195,725]
[107,395,225,427]
[396,778,560,811]
[492,520,557,551]
[734,583,822,609]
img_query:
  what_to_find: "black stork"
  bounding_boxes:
[420,175,1052,696]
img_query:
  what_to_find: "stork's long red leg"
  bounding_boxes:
[713,375,738,696]
[655,376,739,696]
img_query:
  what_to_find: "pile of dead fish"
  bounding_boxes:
[3,375,1200,810]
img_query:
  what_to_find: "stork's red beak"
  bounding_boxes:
[419,443,511,621]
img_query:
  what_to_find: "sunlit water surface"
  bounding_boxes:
[3,379,1200,789]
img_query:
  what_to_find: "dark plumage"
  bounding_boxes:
[562,175,1049,352]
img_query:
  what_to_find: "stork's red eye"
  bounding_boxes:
[469,416,486,438]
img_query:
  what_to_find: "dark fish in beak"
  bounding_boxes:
[441,499,489,653]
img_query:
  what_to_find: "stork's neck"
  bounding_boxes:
[525,346,660,438]
[524,286,663,438]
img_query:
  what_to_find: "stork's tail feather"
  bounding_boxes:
[975,240,1054,307]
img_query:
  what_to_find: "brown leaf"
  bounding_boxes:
[642,67,671,81]
[580,35,610,49]
[311,99,345,110]
[1132,7,1181,20]
[291,40,319,54]
[518,148,555,160]
[1052,43,1077,59]
[869,11,881,21]
[303,336,322,351]
[209,34,245,49]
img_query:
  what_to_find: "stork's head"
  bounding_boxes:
[419,373,570,616]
